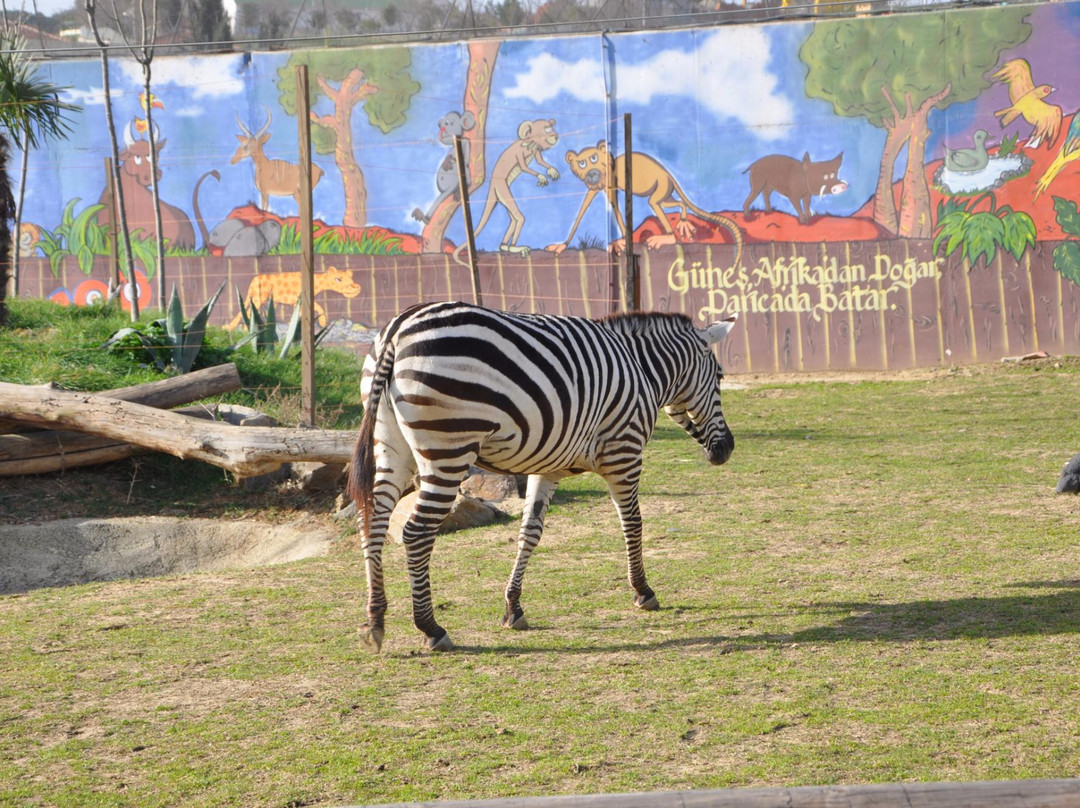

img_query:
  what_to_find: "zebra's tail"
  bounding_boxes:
[346,338,396,530]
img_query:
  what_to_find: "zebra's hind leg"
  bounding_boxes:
[359,435,417,653]
[402,456,477,651]
[503,474,560,630]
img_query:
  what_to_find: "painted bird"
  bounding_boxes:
[992,59,1062,150]
[1034,113,1080,199]
[1056,452,1080,493]
[133,91,164,135]
[944,129,991,173]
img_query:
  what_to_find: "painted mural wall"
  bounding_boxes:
[16,1,1080,369]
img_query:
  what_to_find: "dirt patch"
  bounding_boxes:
[0,516,335,594]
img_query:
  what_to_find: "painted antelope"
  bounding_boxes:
[231,105,324,211]
[348,302,739,652]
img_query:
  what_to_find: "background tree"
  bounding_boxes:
[800,9,1032,238]
[0,31,79,302]
[184,0,231,51]
[278,49,419,228]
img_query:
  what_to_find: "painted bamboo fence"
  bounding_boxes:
[19,238,1080,372]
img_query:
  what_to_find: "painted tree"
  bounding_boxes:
[419,40,500,254]
[800,9,1032,238]
[278,49,419,229]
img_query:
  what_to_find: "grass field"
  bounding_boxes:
[2,311,1079,805]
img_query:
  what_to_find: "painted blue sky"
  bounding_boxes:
[24,2,1069,252]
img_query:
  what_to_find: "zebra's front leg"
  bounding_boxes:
[608,476,658,611]
[503,474,560,630]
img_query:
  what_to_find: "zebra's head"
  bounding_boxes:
[664,314,738,466]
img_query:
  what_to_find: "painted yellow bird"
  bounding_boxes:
[1034,113,1080,199]
[992,59,1062,150]
[133,91,164,135]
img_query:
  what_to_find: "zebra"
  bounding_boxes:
[347,301,738,652]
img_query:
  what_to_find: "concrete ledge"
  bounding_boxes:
[362,778,1080,808]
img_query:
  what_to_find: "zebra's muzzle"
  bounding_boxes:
[706,432,735,465]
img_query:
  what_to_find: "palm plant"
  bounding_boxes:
[0,30,80,317]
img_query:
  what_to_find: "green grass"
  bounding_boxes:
[0,299,365,522]
[2,303,1080,805]
[0,298,365,428]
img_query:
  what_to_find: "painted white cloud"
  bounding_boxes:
[504,53,607,103]
[115,55,244,99]
[504,29,792,139]
[62,86,126,107]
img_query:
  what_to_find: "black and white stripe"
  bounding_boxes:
[347,301,737,651]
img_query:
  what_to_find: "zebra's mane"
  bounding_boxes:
[599,310,694,337]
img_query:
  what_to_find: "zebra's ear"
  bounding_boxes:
[701,313,738,345]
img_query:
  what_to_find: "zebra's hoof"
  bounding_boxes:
[504,612,529,630]
[360,625,384,653]
[635,594,660,611]
[427,632,454,652]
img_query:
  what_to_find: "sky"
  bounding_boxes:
[9,0,75,14]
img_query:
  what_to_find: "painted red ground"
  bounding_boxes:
[854,114,1080,241]
[230,118,1080,253]
[223,204,440,255]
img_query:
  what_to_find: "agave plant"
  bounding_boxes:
[232,287,331,360]
[102,281,225,373]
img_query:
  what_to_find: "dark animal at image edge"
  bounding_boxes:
[743,152,847,224]
[347,302,738,652]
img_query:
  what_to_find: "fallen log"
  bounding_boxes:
[0,382,356,477]
[0,404,281,477]
[0,363,243,435]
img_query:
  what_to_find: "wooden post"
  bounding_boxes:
[104,157,121,295]
[296,64,316,427]
[623,113,638,312]
[455,135,483,306]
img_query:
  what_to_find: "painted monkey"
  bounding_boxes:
[412,110,476,224]
[546,140,743,264]
[458,118,560,259]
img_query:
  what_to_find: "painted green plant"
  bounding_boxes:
[36,199,196,279]
[270,222,407,255]
[1050,196,1080,286]
[37,198,108,276]
[933,192,1036,269]
[997,132,1019,157]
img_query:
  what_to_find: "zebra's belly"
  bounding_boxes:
[476,431,596,476]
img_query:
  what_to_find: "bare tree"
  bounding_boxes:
[109,0,168,308]
[85,0,140,320]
